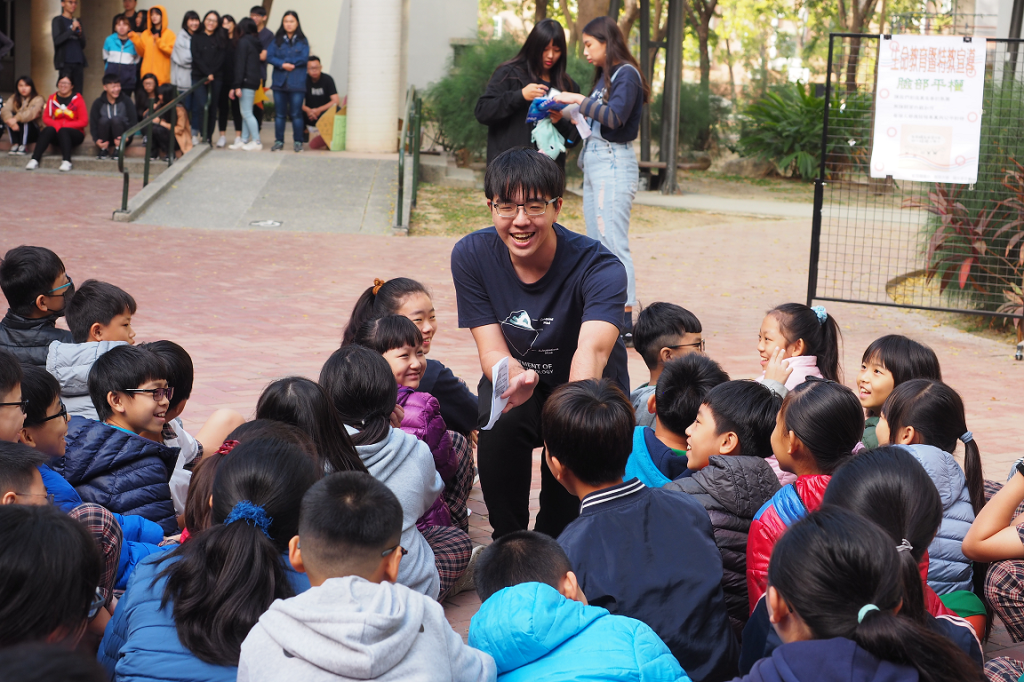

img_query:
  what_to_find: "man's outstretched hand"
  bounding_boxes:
[501,369,538,412]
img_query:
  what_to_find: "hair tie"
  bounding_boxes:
[857,604,880,623]
[811,305,828,324]
[372,278,385,296]
[896,538,913,553]
[215,439,239,456]
[960,431,973,444]
[224,500,273,538]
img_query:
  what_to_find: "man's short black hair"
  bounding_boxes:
[308,55,320,63]
[139,341,192,410]
[65,280,137,343]
[250,5,267,16]
[474,530,573,602]
[484,146,565,203]
[633,302,703,369]
[20,365,61,427]
[655,354,729,435]
[0,246,67,316]
[0,350,22,397]
[88,345,167,421]
[0,441,48,496]
[298,471,403,574]
[542,378,634,486]
[102,73,121,85]
[702,380,782,458]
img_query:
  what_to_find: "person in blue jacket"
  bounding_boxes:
[739,507,983,682]
[265,10,308,153]
[469,530,690,682]
[99,437,319,682]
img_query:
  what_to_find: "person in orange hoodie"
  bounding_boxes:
[129,5,175,85]
[26,72,88,172]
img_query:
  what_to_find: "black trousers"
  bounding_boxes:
[94,118,128,148]
[32,126,84,162]
[476,378,580,539]
[217,85,242,133]
[63,64,85,94]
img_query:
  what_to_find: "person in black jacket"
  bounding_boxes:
[232,18,263,150]
[52,0,87,94]
[0,246,74,367]
[215,15,243,148]
[474,19,579,171]
[190,10,225,143]
[90,73,139,160]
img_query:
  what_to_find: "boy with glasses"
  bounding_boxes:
[0,349,26,443]
[0,246,75,366]
[56,345,180,533]
[631,302,705,428]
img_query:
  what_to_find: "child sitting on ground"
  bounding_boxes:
[239,471,496,682]
[46,279,135,419]
[736,507,984,682]
[877,379,983,602]
[664,380,782,636]
[0,246,74,366]
[469,529,690,682]
[57,344,180,533]
[545,379,737,682]
[857,335,941,447]
[625,353,729,487]
[746,378,863,611]
[319,345,448,600]
[0,349,25,442]
[631,303,705,428]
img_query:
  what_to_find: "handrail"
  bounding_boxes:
[395,85,421,231]
[114,78,213,215]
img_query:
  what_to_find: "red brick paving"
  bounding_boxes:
[3,169,1022,640]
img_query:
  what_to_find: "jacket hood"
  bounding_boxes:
[255,576,426,678]
[354,426,425,480]
[898,444,967,509]
[749,638,918,682]
[47,340,127,396]
[693,455,781,518]
[150,5,168,26]
[469,583,604,673]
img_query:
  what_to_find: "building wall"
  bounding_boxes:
[406,0,476,90]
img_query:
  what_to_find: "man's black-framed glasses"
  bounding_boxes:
[489,197,559,218]
[122,387,174,402]
[668,339,706,353]
[44,275,74,297]
[0,399,29,414]
[25,401,68,427]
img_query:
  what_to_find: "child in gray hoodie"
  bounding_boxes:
[238,472,496,682]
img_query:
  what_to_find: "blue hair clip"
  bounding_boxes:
[224,500,273,539]
[811,305,828,324]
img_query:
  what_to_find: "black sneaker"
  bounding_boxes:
[96,149,109,160]
[621,311,634,348]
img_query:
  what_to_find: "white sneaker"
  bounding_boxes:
[216,135,226,148]
[228,136,245,150]
[242,140,262,151]
[25,158,38,170]
[13,145,26,156]
[191,134,200,145]
[7,145,19,155]
[59,160,72,172]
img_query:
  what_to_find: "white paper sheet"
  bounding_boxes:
[482,356,510,431]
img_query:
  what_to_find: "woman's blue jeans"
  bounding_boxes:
[582,138,639,306]
[239,88,258,143]
[274,90,305,144]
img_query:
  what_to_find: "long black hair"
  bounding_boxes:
[255,377,367,474]
[354,315,423,355]
[13,76,39,109]
[769,507,984,682]
[180,10,199,32]
[498,18,574,92]
[768,303,843,382]
[319,345,397,447]
[342,277,430,346]
[237,16,258,37]
[274,10,307,46]
[778,378,862,475]
[580,15,650,103]
[159,438,319,666]
[880,379,984,516]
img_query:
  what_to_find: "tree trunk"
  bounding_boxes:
[619,0,640,37]
[577,0,612,53]
[559,0,578,50]
[535,0,548,23]
[697,22,712,149]
[725,38,737,103]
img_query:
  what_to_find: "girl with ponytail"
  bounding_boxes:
[342,277,478,435]
[757,302,843,390]
[876,378,983,598]
[99,438,319,681]
[743,507,984,682]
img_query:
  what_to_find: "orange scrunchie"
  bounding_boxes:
[372,278,385,295]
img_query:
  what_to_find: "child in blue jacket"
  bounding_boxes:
[103,15,140,92]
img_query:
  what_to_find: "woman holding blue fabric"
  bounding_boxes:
[474,18,579,171]
[553,16,648,346]
[266,11,308,153]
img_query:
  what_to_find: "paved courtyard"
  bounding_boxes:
[3,168,1022,645]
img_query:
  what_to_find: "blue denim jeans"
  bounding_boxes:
[191,77,221,141]
[582,138,639,306]
[239,88,259,143]
[274,90,305,144]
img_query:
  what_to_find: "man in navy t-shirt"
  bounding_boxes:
[451,146,629,539]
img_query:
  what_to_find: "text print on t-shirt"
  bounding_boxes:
[500,311,559,369]
[310,86,326,96]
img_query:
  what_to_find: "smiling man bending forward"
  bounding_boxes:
[451,146,629,539]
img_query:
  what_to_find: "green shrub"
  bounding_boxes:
[650,83,731,152]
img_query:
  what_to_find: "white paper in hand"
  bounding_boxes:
[561,103,591,139]
[482,357,510,431]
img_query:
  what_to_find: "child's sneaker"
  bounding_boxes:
[96,149,109,160]
[216,134,226,148]
[25,158,38,170]
[242,140,263,151]
[7,145,21,155]
[271,140,284,152]
[59,160,72,172]
[229,136,245,150]
[293,142,303,153]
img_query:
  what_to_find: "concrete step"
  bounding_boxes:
[0,150,168,175]
[417,151,482,190]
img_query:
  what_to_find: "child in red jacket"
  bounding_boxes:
[26,72,88,172]
[746,378,864,611]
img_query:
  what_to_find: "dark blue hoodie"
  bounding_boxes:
[738,638,919,682]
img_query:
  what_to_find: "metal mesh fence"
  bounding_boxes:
[807,34,1024,325]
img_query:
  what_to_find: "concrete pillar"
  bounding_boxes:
[346,0,402,152]
[30,0,61,96]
